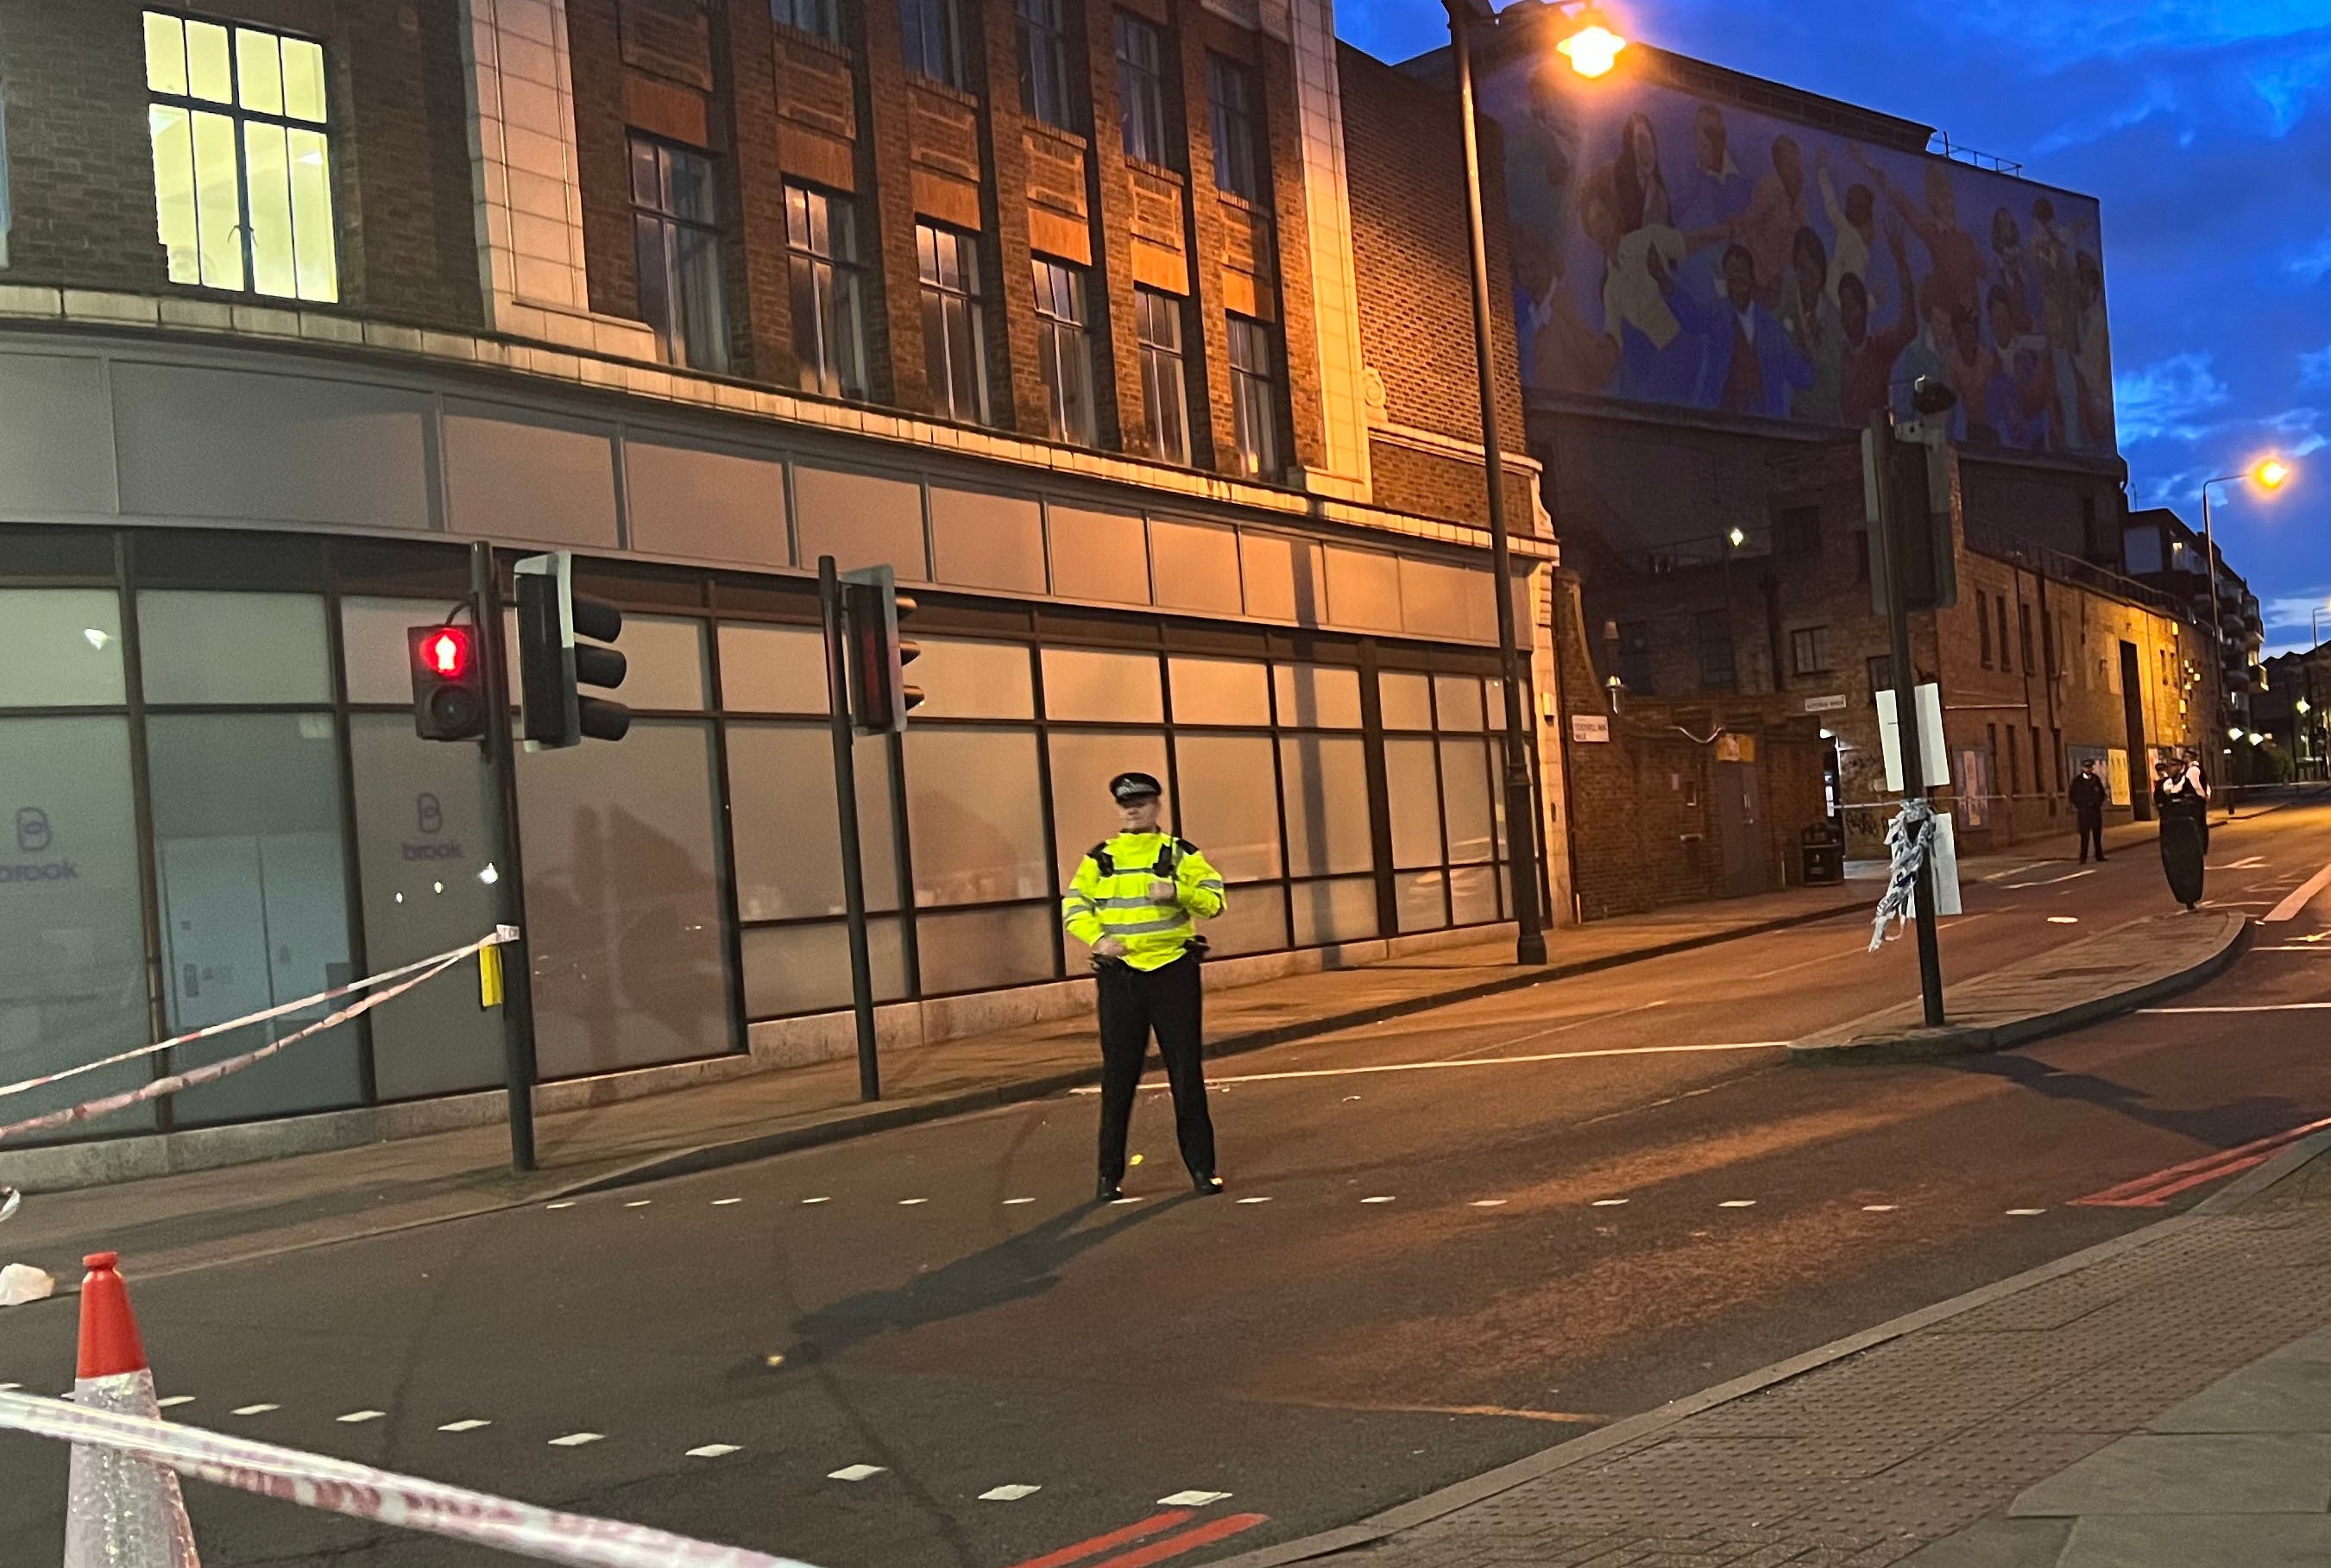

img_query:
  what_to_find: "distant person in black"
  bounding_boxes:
[2069,759,2107,863]
[2153,752,2210,911]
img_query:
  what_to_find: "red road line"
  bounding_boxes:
[1080,1514,1270,1568]
[1003,1511,1197,1568]
[2070,1115,2331,1207]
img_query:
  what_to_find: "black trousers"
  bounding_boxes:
[1095,954,1215,1183]
[2077,815,2105,861]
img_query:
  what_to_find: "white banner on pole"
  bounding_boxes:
[1875,684,1949,791]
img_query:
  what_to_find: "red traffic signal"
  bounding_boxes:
[409,623,487,742]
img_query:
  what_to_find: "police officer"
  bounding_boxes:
[1062,771,1227,1202]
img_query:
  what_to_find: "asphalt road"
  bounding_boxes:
[8,804,2331,1568]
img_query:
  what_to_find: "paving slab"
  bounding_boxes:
[2056,1514,2331,1568]
[2007,1432,2331,1516]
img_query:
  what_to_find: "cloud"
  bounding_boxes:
[2264,594,2331,633]
[2302,345,2331,389]
[2115,353,2234,445]
[2293,234,2331,284]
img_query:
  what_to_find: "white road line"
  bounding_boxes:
[1862,1205,1899,1212]
[2267,859,2331,923]
[687,1444,742,1458]
[1717,1200,1757,1208]
[156,1395,195,1408]
[802,1196,832,1205]
[2046,916,2080,924]
[1004,1197,1036,1205]
[2007,870,2097,888]
[712,1199,742,1206]
[1159,1490,1233,1506]
[2259,946,2331,952]
[1983,861,2051,883]
[1076,1039,1791,1093]
[1235,1196,1272,1204]
[2142,1004,2331,1013]
[1470,1200,1508,1207]
[1591,1198,1629,1207]
[548,1432,604,1447]
[544,1201,576,1210]
[1429,996,1673,1066]
[623,1200,652,1208]
[828,1464,886,1482]
[2211,857,2267,870]
[337,1410,386,1425]
[1361,1195,1396,1204]
[2006,1208,2047,1216]
[438,1420,491,1433]
[980,1485,1042,1501]
[1109,1196,1142,1205]
[230,1404,279,1416]
[898,1198,928,1206]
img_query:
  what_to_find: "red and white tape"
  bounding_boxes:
[0,1389,810,1568]
[0,928,517,1143]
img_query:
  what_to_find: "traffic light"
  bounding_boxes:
[408,622,486,742]
[840,564,923,734]
[1863,416,1959,616]
[513,551,630,750]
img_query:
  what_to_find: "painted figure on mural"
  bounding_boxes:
[1839,219,1921,429]
[1781,224,1845,424]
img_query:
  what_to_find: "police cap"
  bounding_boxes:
[1109,771,1163,802]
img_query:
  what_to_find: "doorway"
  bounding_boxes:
[1716,760,1763,897]
[2120,641,2151,821]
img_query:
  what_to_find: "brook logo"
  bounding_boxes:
[417,793,444,834]
[3,806,75,883]
[16,807,49,853]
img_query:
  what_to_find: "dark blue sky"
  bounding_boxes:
[1337,0,2331,650]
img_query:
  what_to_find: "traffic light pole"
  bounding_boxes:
[471,541,541,1171]
[1868,415,1946,1027]
[819,556,882,1103]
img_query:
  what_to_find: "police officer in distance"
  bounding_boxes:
[1062,771,1227,1202]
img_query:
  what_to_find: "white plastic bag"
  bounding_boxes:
[0,1263,54,1306]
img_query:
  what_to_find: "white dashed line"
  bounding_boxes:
[438,1420,491,1433]
[1470,1200,1508,1207]
[687,1444,742,1458]
[898,1198,928,1206]
[2007,1208,2048,1216]
[1718,1200,1757,1208]
[1110,1197,1141,1205]
[623,1200,652,1208]
[712,1199,742,1206]
[548,1432,604,1447]
[1361,1195,1396,1204]
[156,1395,196,1408]
[802,1196,832,1205]
[544,1201,576,1210]
[980,1484,1042,1502]
[337,1410,386,1425]
[2046,916,2079,924]
[1862,1205,1899,1212]
[1004,1198,1036,1205]
[0,1384,18,1393]
[1591,1199,1629,1207]
[1235,1196,1272,1204]
[828,1464,886,1482]
[230,1404,279,1416]
[1159,1490,1233,1506]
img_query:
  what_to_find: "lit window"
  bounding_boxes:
[1032,259,1096,445]
[785,185,866,399]
[1206,55,1260,200]
[143,11,336,300]
[903,0,966,87]
[1226,313,1279,478]
[1018,0,1075,129]
[1136,287,1189,464]
[1115,12,1169,166]
[630,136,730,373]
[917,224,990,425]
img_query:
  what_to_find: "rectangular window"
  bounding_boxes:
[1032,257,1097,445]
[1778,505,1821,557]
[772,0,841,42]
[1697,608,1736,690]
[2032,727,2044,797]
[1617,621,1654,695]
[1790,626,1830,676]
[630,136,729,373]
[2007,723,2021,795]
[1868,654,1892,694]
[1977,589,1992,666]
[2019,602,2035,675]
[1018,0,1074,129]
[902,0,965,85]
[1115,11,1168,166]
[784,184,866,399]
[143,12,337,300]
[1136,287,1190,463]
[1226,313,1280,478]
[917,223,990,425]
[1206,54,1259,198]
[1854,530,1870,582]
[1996,597,2011,674]
[2051,727,2064,790]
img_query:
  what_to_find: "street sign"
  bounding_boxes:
[1803,694,1849,714]
[1571,714,1610,743]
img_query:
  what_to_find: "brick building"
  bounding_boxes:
[1434,6,2215,898]
[2124,504,2267,765]
[0,0,1570,1165]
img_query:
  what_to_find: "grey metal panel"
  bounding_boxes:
[113,361,432,530]
[1150,518,1243,615]
[1048,503,1150,606]
[1239,529,1325,627]
[1324,544,1402,632]
[443,400,619,547]
[793,463,928,579]
[624,438,790,567]
[929,486,1046,593]
[0,351,117,514]
[1400,555,1498,643]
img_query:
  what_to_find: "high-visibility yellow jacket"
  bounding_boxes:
[1062,832,1225,971]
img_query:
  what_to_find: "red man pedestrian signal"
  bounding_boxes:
[408,623,487,741]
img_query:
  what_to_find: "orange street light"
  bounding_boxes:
[2257,457,2292,489]
[1557,12,1628,78]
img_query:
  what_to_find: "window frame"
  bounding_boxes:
[1017,0,1076,130]
[772,0,841,43]
[1789,625,1831,677]
[1696,608,1736,691]
[1135,287,1191,465]
[1206,54,1261,199]
[1226,312,1281,480]
[784,182,868,400]
[917,222,992,426]
[902,0,967,87]
[1031,256,1098,446]
[629,135,731,375]
[1114,10,1169,167]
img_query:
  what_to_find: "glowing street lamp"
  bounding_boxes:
[2258,458,2291,490]
[1555,7,1629,78]
[2199,454,2296,809]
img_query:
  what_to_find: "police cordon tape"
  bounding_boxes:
[0,929,516,1144]
[2,1388,811,1568]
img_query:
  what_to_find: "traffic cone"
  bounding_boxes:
[63,1252,200,1567]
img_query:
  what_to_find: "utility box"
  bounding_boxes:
[1800,821,1846,885]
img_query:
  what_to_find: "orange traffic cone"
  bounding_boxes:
[63,1252,200,1567]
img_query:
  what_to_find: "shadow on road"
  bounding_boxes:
[782,1197,1179,1363]
[1955,1051,2307,1151]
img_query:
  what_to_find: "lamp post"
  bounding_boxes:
[1446,0,1616,965]
[2200,457,2292,810]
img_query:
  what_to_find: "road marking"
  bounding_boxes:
[1862,1205,1899,1212]
[623,1200,652,1208]
[1717,1200,1757,1208]
[2046,916,2080,924]
[230,1404,279,1416]
[1005,1197,1036,1205]
[980,1484,1043,1501]
[1110,1197,1142,1206]
[2007,870,2096,888]
[686,1444,741,1458]
[2266,859,2331,922]
[1003,1509,1198,1568]
[898,1198,929,1206]
[156,1395,195,1408]
[1075,1039,1791,1093]
[2072,1116,2331,1207]
[1429,996,1673,1065]
[1079,1514,1272,1568]
[2005,1209,2047,1216]
[1470,1199,1508,1207]
[1361,1195,1396,1204]
[1235,1196,1272,1204]
[1983,861,2051,883]
[548,1432,604,1447]
[2257,946,2331,952]
[1158,1491,1232,1507]
[544,1201,576,1210]
[712,1198,742,1206]
[2141,1004,2331,1013]
[828,1464,886,1481]
[1591,1198,1629,1206]
[2212,856,2267,870]
[802,1196,832,1205]
[438,1420,491,1433]
[337,1410,386,1424]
